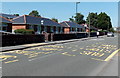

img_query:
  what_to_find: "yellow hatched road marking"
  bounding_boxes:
[104,49,120,61]
[4,59,19,64]
[72,50,77,51]
[0,55,17,59]
[0,58,7,61]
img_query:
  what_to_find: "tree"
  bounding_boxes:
[86,12,97,28]
[109,27,115,32]
[69,13,85,24]
[51,18,58,22]
[74,13,85,24]
[69,16,75,22]
[14,14,19,16]
[97,12,112,30]
[86,12,112,30]
[29,10,41,17]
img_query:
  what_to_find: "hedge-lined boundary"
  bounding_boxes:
[2,34,45,47]
[52,32,105,41]
[1,32,105,47]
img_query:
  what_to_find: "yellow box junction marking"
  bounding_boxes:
[78,44,118,61]
[104,49,120,61]
[4,59,19,64]
[80,51,104,57]
[0,45,64,63]
[72,49,77,52]
[62,52,76,56]
[0,55,17,61]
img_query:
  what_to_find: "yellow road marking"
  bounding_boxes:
[62,52,76,56]
[0,58,7,61]
[80,48,83,49]
[72,50,77,51]
[0,55,17,59]
[62,52,68,55]
[4,59,19,64]
[91,58,104,61]
[104,49,120,61]
[22,43,47,47]
[0,55,17,61]
[1,51,15,54]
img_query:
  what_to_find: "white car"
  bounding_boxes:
[107,32,114,37]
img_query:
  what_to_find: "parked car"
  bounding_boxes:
[107,32,114,37]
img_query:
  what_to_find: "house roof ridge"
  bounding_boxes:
[0,13,17,16]
[25,15,61,25]
[64,21,70,27]
[49,18,61,25]
[59,23,67,27]
[0,16,13,22]
[12,15,24,20]
[24,15,27,24]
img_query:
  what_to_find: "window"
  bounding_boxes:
[3,27,7,31]
[0,23,8,31]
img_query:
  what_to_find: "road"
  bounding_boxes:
[1,35,119,76]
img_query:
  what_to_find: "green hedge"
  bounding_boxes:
[14,29,35,34]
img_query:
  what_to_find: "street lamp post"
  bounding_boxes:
[88,12,91,38]
[107,18,109,32]
[75,2,80,32]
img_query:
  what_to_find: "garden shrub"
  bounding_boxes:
[14,29,34,34]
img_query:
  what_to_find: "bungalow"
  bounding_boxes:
[0,16,12,32]
[0,13,17,19]
[60,21,85,33]
[83,24,98,32]
[12,15,63,34]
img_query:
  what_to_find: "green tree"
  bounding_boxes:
[29,10,41,17]
[97,12,112,30]
[86,12,112,30]
[109,27,115,32]
[74,13,85,24]
[69,16,75,22]
[51,18,58,22]
[86,12,98,28]
[14,14,19,16]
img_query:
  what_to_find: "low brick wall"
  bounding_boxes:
[2,34,45,47]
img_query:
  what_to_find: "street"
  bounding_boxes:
[1,35,119,76]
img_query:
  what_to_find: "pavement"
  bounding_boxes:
[0,35,119,76]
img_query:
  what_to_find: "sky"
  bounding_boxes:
[2,2,118,27]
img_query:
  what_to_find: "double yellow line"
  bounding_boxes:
[104,49,120,61]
